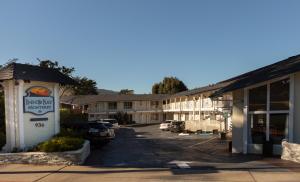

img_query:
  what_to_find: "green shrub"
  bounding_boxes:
[56,128,88,139]
[0,132,5,149]
[35,137,84,152]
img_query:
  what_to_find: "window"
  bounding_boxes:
[270,79,289,110]
[249,85,267,111]
[96,102,105,112]
[151,101,159,108]
[269,114,288,144]
[248,78,290,145]
[124,102,133,109]
[108,102,117,110]
[249,114,266,144]
[151,113,159,120]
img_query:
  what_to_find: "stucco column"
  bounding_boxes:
[17,80,25,149]
[54,83,60,134]
[4,80,16,151]
[243,88,248,154]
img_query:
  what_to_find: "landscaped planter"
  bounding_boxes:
[281,141,300,163]
[0,140,90,165]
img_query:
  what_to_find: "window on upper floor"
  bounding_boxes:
[108,102,117,110]
[124,102,133,109]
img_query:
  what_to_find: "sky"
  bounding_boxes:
[0,0,300,93]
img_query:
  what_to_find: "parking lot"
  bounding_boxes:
[1,124,300,182]
[85,124,261,167]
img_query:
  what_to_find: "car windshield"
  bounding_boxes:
[88,123,107,129]
[103,123,113,128]
[103,119,117,124]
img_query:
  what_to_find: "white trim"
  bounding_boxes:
[243,88,248,154]
[245,75,290,90]
[289,74,295,142]
[18,80,25,148]
[266,83,270,141]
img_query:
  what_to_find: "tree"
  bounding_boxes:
[37,59,98,96]
[73,77,98,95]
[152,77,188,94]
[37,59,76,97]
[119,89,134,95]
[38,59,75,77]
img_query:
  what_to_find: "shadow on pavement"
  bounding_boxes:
[81,126,300,175]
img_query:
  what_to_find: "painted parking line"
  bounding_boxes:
[187,136,218,148]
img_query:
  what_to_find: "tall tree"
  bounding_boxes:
[37,59,98,96]
[38,59,75,96]
[152,77,188,94]
[73,77,98,95]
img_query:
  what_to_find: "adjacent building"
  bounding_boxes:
[211,54,300,155]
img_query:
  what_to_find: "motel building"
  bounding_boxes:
[162,83,233,132]
[61,94,168,124]
[211,55,300,155]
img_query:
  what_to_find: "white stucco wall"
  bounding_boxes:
[3,80,60,151]
[23,81,57,148]
[231,89,244,153]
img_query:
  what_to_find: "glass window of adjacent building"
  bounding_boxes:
[248,78,290,145]
[269,114,289,144]
[270,79,289,110]
[249,85,267,111]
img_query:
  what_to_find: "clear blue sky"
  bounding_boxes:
[1,0,300,93]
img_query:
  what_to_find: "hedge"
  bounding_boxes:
[35,137,84,152]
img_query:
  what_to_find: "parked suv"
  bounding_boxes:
[170,121,185,133]
[159,120,172,131]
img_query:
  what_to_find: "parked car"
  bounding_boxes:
[99,119,119,128]
[87,122,114,140]
[97,121,116,138]
[170,121,185,133]
[159,120,172,131]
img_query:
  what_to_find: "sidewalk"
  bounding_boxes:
[1,160,300,182]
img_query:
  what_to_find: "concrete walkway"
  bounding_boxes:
[1,161,300,182]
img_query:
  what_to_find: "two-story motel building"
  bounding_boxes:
[62,83,233,133]
[61,94,168,124]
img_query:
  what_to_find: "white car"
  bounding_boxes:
[159,120,172,131]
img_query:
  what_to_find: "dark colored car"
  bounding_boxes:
[87,122,112,143]
[170,121,185,133]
